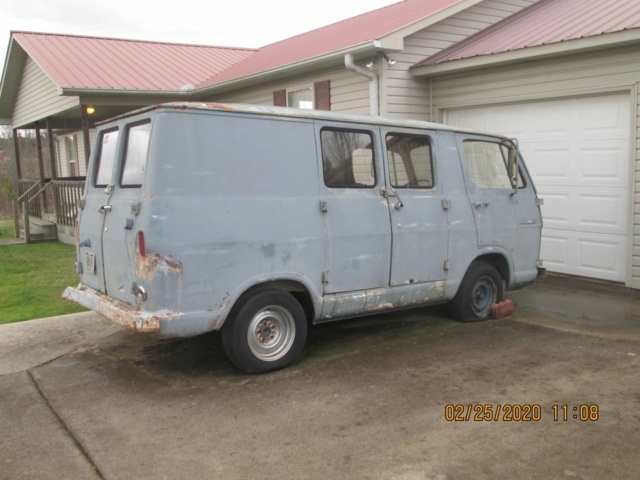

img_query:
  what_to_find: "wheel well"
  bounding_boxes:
[242,281,315,322]
[473,254,510,285]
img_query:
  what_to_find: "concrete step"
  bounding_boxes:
[27,217,57,237]
[21,217,58,242]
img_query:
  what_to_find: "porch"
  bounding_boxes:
[14,177,85,244]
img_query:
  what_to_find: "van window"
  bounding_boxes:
[321,129,375,188]
[94,129,119,187]
[463,141,525,189]
[386,134,433,188]
[121,121,151,187]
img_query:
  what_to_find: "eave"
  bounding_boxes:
[411,28,640,77]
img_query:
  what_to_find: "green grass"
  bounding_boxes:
[0,242,86,324]
[0,217,18,238]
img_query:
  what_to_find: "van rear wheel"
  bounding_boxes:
[221,288,307,373]
[449,262,503,322]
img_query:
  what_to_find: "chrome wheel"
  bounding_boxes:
[247,305,296,362]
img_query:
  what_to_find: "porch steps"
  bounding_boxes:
[20,217,58,243]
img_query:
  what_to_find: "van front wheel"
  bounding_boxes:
[449,262,503,322]
[221,288,307,373]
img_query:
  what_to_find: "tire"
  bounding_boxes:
[221,288,307,373]
[449,262,504,322]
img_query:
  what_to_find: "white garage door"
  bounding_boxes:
[447,94,630,282]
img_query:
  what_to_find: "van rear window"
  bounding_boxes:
[94,129,119,187]
[121,121,151,187]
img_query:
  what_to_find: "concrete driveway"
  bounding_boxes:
[1,275,639,480]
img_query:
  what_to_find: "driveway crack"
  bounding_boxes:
[27,370,106,480]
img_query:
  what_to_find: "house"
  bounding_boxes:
[0,0,639,289]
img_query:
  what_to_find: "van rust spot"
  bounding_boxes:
[135,253,183,281]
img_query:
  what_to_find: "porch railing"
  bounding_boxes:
[12,177,86,242]
[53,178,85,227]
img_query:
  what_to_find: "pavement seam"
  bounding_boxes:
[27,370,107,480]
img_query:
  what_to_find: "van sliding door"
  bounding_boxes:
[382,128,448,289]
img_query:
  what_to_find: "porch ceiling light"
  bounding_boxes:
[86,105,96,115]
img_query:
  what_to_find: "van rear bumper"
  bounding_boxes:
[63,284,162,333]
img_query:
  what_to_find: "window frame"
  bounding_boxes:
[385,133,435,189]
[320,127,377,189]
[119,120,152,189]
[462,139,526,190]
[65,134,78,177]
[93,127,120,188]
[286,85,314,110]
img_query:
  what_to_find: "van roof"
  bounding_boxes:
[102,102,507,139]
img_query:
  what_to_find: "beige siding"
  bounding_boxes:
[12,56,78,128]
[384,0,538,121]
[431,46,640,288]
[204,66,370,115]
[636,88,640,288]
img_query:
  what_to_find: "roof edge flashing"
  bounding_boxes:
[412,29,640,77]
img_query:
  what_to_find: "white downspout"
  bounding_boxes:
[344,54,379,116]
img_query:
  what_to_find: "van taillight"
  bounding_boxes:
[137,231,146,258]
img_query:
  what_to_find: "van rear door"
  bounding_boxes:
[77,120,150,304]
[77,127,119,294]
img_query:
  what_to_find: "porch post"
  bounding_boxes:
[35,122,47,213]
[46,117,59,222]
[46,118,58,180]
[81,105,91,167]
[12,128,21,179]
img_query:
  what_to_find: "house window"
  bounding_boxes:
[321,128,375,188]
[65,135,78,177]
[287,87,314,109]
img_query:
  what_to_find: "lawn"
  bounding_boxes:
[0,216,18,238]
[0,241,86,324]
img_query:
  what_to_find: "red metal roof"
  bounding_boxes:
[13,32,256,91]
[414,0,640,67]
[198,0,466,88]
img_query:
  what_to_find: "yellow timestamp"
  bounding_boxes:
[552,404,599,421]
[444,404,600,422]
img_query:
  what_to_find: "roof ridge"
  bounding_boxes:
[11,30,258,52]
[256,0,406,49]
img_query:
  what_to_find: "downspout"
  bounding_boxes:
[344,54,379,116]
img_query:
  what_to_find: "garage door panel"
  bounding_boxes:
[448,94,630,282]
[581,147,626,181]
[541,231,627,281]
[538,188,627,234]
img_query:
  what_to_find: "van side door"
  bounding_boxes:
[381,128,448,288]
[315,123,391,293]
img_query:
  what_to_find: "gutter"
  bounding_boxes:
[344,54,379,116]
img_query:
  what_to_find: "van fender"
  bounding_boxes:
[450,247,516,297]
[217,272,324,328]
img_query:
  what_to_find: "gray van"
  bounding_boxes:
[64,102,543,373]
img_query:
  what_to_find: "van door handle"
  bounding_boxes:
[99,204,113,213]
[473,202,490,208]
